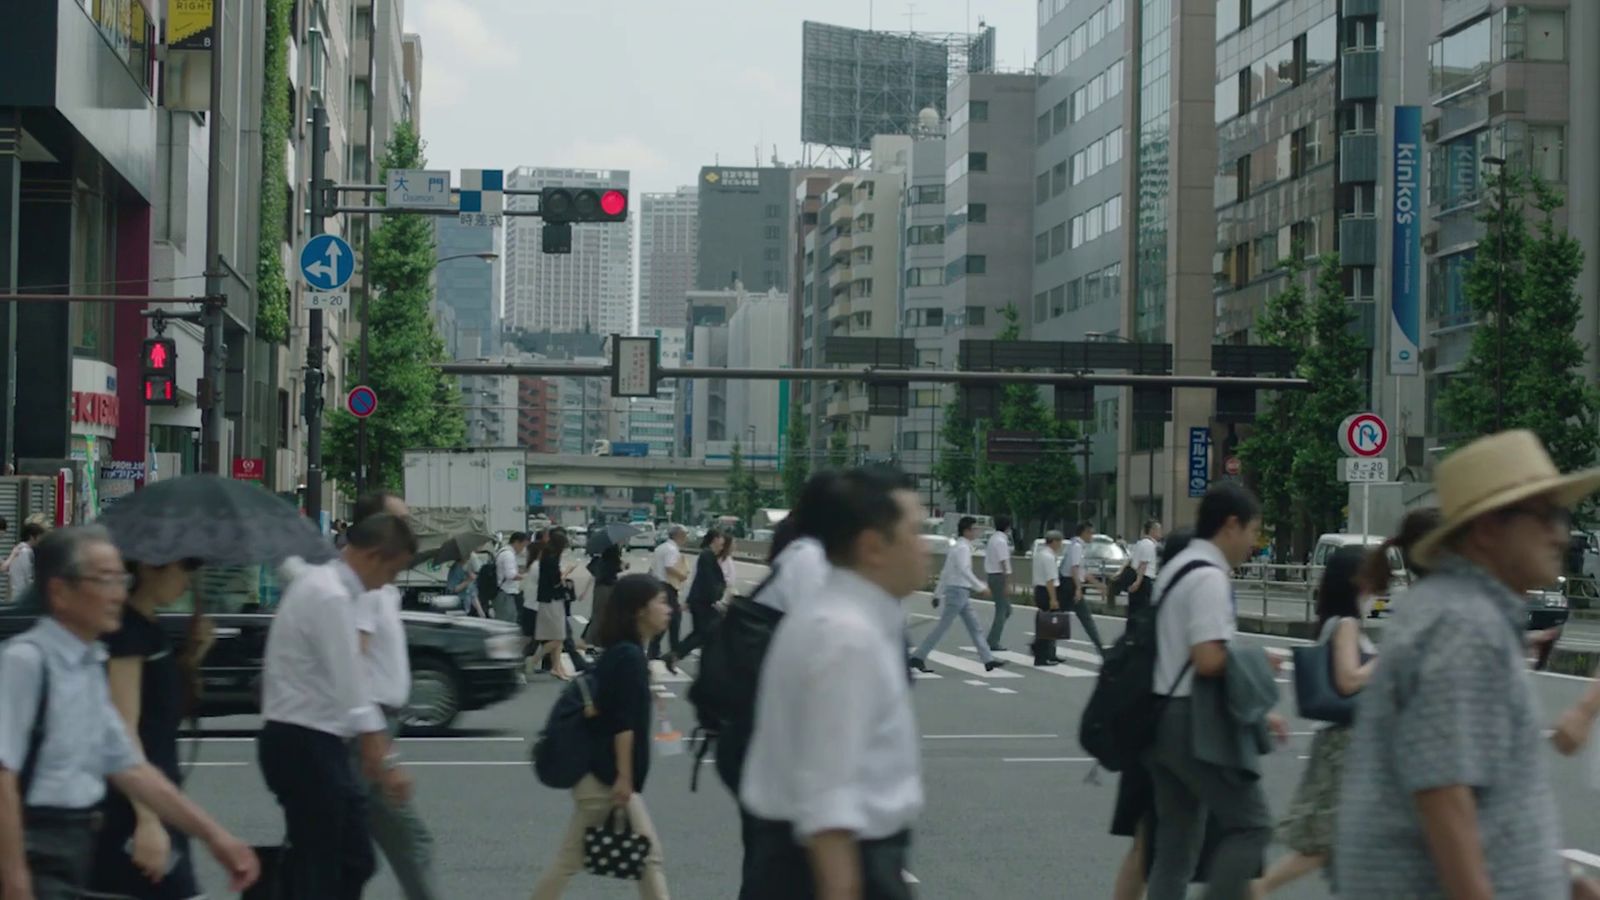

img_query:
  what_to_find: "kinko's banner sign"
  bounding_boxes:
[1390,105,1422,375]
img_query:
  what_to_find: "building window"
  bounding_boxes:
[904,308,945,328]
[1037,113,1052,146]
[1051,223,1066,256]
[967,203,987,224]
[1503,7,1566,61]
[1430,16,1492,98]
[1052,161,1067,195]
[1427,250,1475,326]
[764,225,780,239]
[1104,194,1122,232]
[1217,0,1242,39]
[946,255,988,282]
[1069,215,1084,249]
[1105,127,1123,165]
[1034,291,1049,323]
[970,152,988,172]
[1036,172,1051,205]
[1072,151,1087,185]
[1429,129,1486,210]
[1053,99,1069,133]
[1215,73,1241,123]
[1050,285,1065,317]
[1035,232,1050,263]
[965,306,987,327]
[1529,124,1566,182]
[1067,278,1082,311]
[906,225,945,245]
[1304,17,1337,73]
[905,266,945,287]
[908,184,945,205]
[970,100,989,122]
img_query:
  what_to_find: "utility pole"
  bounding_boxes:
[303,106,329,524]
[355,8,377,496]
[199,0,228,474]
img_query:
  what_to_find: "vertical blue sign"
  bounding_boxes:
[1390,105,1422,375]
[1187,427,1211,498]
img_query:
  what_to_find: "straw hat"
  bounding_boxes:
[1412,429,1600,566]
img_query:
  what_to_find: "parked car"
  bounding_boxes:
[0,564,525,734]
[568,525,588,550]
[628,526,659,550]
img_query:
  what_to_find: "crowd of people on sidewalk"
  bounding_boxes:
[3,427,1600,899]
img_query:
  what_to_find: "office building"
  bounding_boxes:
[726,291,791,458]
[889,125,947,492]
[681,287,744,457]
[640,187,698,331]
[434,217,499,359]
[1417,0,1600,463]
[401,33,423,128]
[1030,0,1130,522]
[518,377,560,454]
[624,326,685,457]
[504,167,634,336]
[696,166,794,293]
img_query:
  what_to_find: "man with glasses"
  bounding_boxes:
[0,526,258,899]
[1337,430,1600,899]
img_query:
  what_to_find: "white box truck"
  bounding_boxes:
[402,448,527,536]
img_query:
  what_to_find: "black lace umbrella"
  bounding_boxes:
[95,474,335,567]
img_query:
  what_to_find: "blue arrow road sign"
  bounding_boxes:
[300,234,355,292]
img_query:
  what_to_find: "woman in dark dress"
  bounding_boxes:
[661,529,728,671]
[530,574,672,898]
[583,544,625,646]
[92,558,210,899]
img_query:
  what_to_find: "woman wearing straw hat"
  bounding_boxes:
[1334,430,1600,900]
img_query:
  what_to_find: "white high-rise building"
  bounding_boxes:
[504,167,634,337]
[639,187,698,331]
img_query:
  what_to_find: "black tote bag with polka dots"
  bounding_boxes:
[583,809,652,881]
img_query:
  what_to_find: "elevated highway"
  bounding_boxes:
[525,453,781,491]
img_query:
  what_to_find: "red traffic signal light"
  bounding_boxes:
[540,187,628,224]
[142,337,178,407]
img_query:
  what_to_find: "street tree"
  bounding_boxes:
[324,121,465,493]
[933,402,977,512]
[971,306,1081,536]
[726,439,765,526]
[827,427,850,468]
[1441,170,1600,505]
[781,413,810,507]
[1237,251,1365,557]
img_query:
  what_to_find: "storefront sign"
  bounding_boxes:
[100,460,146,481]
[167,0,213,49]
[232,457,265,481]
[72,391,121,429]
[1390,105,1422,375]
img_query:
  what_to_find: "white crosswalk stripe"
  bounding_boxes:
[977,648,1098,677]
[925,650,1023,679]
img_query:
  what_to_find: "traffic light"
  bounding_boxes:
[539,187,628,224]
[142,337,178,406]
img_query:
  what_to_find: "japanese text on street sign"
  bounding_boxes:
[613,336,657,398]
[299,234,354,292]
[1338,413,1389,458]
[386,169,452,209]
[458,168,504,228]
[1188,427,1211,498]
[1340,457,1390,483]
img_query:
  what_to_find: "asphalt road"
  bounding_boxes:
[178,554,1600,898]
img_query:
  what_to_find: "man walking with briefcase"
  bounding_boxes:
[1031,531,1069,666]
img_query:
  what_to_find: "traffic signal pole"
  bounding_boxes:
[304,106,329,524]
[199,0,227,474]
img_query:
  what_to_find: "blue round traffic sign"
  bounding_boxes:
[346,385,378,419]
[300,234,355,292]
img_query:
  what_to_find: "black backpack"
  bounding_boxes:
[1078,559,1216,771]
[686,574,785,793]
[530,671,601,789]
[477,557,501,604]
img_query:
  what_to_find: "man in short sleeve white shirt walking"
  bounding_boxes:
[983,517,1014,652]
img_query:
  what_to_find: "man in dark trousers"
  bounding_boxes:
[257,514,417,899]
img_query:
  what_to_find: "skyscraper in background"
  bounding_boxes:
[433,217,499,359]
[504,167,634,337]
[640,187,698,331]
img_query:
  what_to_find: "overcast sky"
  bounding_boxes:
[401,0,1037,196]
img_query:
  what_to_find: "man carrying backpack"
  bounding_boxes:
[1144,484,1286,900]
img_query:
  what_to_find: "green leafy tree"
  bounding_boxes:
[781,413,810,507]
[933,402,977,511]
[971,306,1081,536]
[1441,171,1600,495]
[324,122,465,492]
[827,427,850,468]
[727,439,763,525]
[1291,253,1368,541]
[254,0,294,343]
[1238,251,1366,556]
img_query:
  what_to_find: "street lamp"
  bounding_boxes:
[1480,155,1508,431]
[354,250,500,494]
[1085,331,1149,528]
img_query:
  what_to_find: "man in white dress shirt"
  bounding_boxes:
[909,516,1005,673]
[257,513,417,900]
[1031,531,1066,666]
[741,468,930,900]
[1127,519,1163,613]
[349,492,438,900]
[983,516,1013,651]
[648,526,690,661]
[1062,522,1106,653]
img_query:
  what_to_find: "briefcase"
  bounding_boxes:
[1035,609,1072,641]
